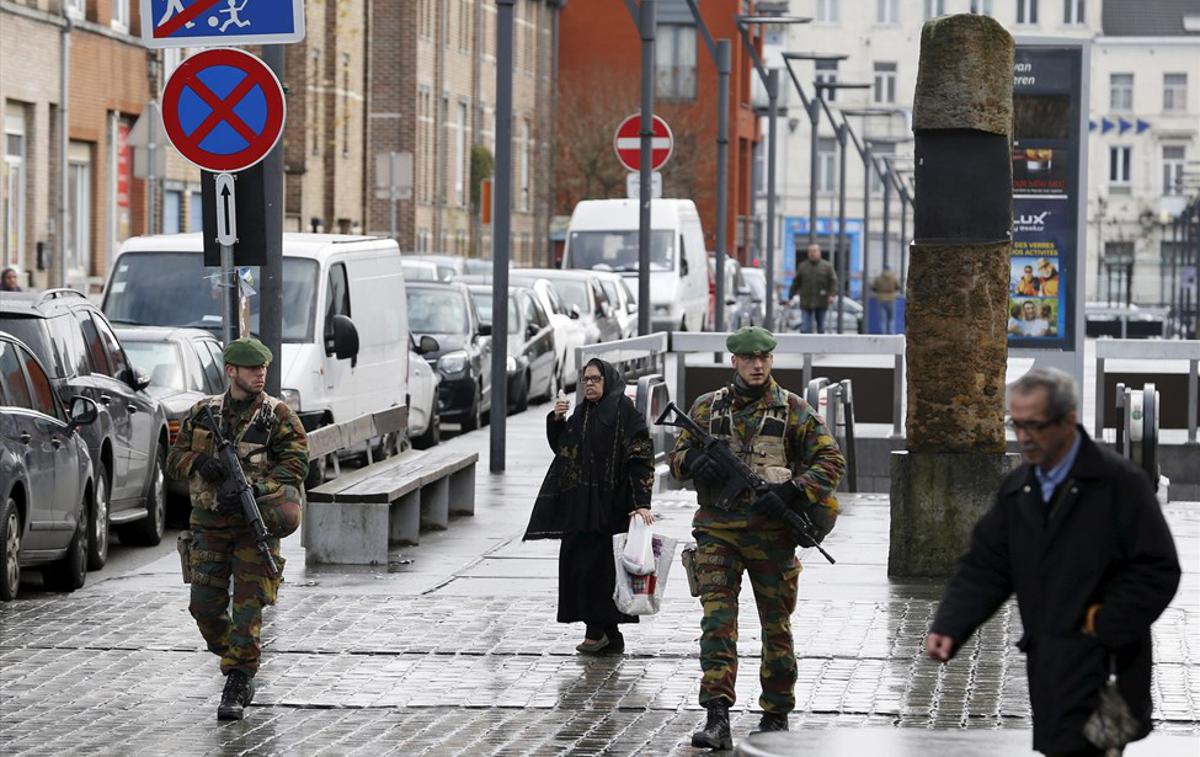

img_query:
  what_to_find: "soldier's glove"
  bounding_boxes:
[215,486,242,515]
[193,454,227,484]
[684,448,724,487]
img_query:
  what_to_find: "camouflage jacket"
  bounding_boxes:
[166,391,309,518]
[669,377,845,533]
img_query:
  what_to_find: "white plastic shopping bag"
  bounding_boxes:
[620,516,655,575]
[613,531,677,616]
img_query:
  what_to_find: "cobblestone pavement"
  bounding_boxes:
[1,403,1197,755]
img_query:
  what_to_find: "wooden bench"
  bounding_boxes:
[304,449,478,565]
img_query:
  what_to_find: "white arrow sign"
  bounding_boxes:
[215,172,237,246]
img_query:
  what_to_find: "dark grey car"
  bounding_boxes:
[0,290,170,571]
[0,332,99,601]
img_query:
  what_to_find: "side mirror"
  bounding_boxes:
[526,323,539,339]
[327,314,360,360]
[569,305,581,320]
[626,302,637,315]
[417,335,440,355]
[478,322,493,337]
[680,257,689,277]
[67,396,98,430]
[126,368,152,392]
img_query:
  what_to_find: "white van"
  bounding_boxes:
[101,234,414,456]
[562,198,709,332]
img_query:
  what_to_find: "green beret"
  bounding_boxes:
[726,326,777,356]
[223,337,273,367]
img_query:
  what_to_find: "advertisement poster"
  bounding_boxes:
[1009,47,1081,349]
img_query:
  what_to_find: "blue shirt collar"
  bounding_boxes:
[1034,430,1082,503]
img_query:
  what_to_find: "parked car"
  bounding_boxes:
[512,269,622,345]
[739,265,768,327]
[462,273,586,390]
[708,256,761,330]
[405,254,493,282]
[780,294,864,334]
[406,281,492,430]
[592,271,638,339]
[0,290,170,567]
[102,233,413,486]
[0,333,100,600]
[113,326,224,508]
[467,285,557,411]
[401,258,441,282]
[408,333,441,449]
[562,198,710,332]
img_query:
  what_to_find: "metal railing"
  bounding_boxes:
[1093,339,1199,444]
[806,377,858,492]
[576,333,671,387]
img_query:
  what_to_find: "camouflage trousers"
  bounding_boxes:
[694,524,800,714]
[188,517,285,677]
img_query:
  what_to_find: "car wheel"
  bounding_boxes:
[1,497,21,601]
[413,408,441,450]
[87,461,110,571]
[461,385,481,431]
[43,496,87,593]
[122,444,166,547]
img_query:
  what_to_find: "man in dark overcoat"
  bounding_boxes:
[925,367,1180,757]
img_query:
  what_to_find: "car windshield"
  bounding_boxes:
[408,288,469,334]
[103,253,319,342]
[124,341,186,391]
[568,230,674,272]
[548,279,590,315]
[469,291,517,330]
[0,317,64,377]
[401,261,439,281]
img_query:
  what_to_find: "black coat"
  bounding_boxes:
[931,428,1180,754]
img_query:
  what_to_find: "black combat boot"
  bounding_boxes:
[753,711,789,733]
[217,669,255,721]
[691,701,733,750]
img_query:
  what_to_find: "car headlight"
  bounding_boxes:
[653,304,671,315]
[280,388,301,412]
[437,350,469,375]
[506,355,517,373]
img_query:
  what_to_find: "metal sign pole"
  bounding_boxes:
[214,172,239,346]
[764,68,779,331]
[637,0,655,336]
[490,0,515,472]
[836,123,848,335]
[714,39,731,332]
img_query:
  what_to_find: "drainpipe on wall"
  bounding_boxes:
[58,11,71,289]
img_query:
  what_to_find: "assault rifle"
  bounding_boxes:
[203,405,280,578]
[656,401,835,564]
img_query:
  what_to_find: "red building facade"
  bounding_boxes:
[555,0,760,261]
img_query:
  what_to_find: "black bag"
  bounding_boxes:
[1082,655,1139,755]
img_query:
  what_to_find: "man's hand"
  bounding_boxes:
[684,448,723,486]
[631,507,654,525]
[925,632,955,662]
[215,488,242,515]
[193,454,226,484]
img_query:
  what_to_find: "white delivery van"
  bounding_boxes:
[562,198,709,332]
[102,234,412,456]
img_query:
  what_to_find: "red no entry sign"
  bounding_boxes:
[161,48,285,173]
[613,113,673,173]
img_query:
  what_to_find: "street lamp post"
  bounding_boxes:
[737,15,811,331]
[490,0,515,471]
[620,0,656,335]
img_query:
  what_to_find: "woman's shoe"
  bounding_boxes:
[576,635,610,654]
[604,634,625,654]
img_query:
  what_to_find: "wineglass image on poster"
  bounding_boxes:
[1010,198,1068,341]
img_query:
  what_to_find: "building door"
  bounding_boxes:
[67,141,92,277]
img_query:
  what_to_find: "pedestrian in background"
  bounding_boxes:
[870,265,901,334]
[926,368,1180,757]
[1,268,22,292]
[524,358,655,655]
[167,337,309,721]
[788,244,837,334]
[670,326,844,748]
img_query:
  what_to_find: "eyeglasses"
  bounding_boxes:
[581,375,604,385]
[1005,414,1064,433]
[734,353,773,363]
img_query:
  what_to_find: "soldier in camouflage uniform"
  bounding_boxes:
[166,337,308,721]
[670,326,845,749]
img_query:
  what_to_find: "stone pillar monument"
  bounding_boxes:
[888,15,1020,577]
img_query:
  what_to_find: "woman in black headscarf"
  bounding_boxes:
[524,357,655,654]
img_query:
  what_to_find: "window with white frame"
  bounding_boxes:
[454,101,467,207]
[163,189,182,234]
[1110,73,1134,112]
[1017,0,1039,24]
[1163,73,1187,112]
[873,62,897,104]
[64,0,85,18]
[1063,0,1084,24]
[816,137,837,193]
[1109,146,1132,187]
[876,0,898,24]
[924,0,945,20]
[189,189,202,231]
[112,0,129,29]
[969,0,994,14]
[815,60,839,102]
[67,142,92,275]
[1163,145,1186,195]
[656,25,697,100]
[816,0,839,23]
[4,110,26,270]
